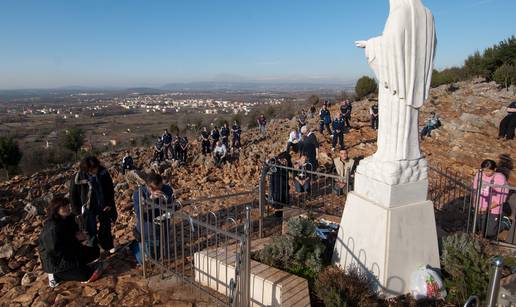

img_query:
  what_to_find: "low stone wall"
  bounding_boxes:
[194,244,311,307]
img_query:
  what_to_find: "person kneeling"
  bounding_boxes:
[39,196,102,288]
[131,172,174,265]
[213,141,227,168]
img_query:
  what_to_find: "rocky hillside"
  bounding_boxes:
[0,80,514,306]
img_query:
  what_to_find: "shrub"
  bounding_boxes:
[315,265,379,307]
[493,63,516,90]
[61,128,84,159]
[441,233,490,305]
[253,217,326,279]
[355,76,378,99]
[0,136,23,178]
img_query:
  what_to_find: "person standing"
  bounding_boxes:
[370,103,379,130]
[257,114,267,135]
[153,138,164,162]
[70,156,117,253]
[498,101,516,140]
[161,129,173,160]
[331,114,345,151]
[179,136,189,163]
[200,127,211,155]
[172,134,181,161]
[231,121,242,149]
[340,100,352,128]
[319,104,332,135]
[211,126,220,151]
[299,126,319,170]
[297,110,307,131]
[221,121,230,149]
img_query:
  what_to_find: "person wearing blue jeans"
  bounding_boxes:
[420,112,440,139]
[132,172,174,265]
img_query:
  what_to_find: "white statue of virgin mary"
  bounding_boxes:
[355,0,436,184]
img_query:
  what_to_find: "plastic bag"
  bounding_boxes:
[410,266,447,300]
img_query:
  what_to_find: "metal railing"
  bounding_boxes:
[258,160,351,234]
[137,188,255,306]
[428,165,516,248]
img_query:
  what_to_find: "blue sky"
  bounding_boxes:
[0,0,515,89]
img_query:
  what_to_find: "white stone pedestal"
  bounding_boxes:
[332,172,440,297]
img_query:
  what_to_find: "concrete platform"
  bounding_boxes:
[194,239,311,307]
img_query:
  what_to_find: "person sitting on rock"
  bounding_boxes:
[200,126,211,155]
[221,121,230,149]
[420,112,441,139]
[213,140,228,168]
[179,136,189,164]
[120,151,134,175]
[293,154,312,193]
[131,172,174,265]
[231,121,242,149]
[70,156,117,254]
[333,149,356,194]
[211,126,220,151]
[39,196,103,287]
[287,128,301,153]
[152,138,164,162]
[161,129,173,160]
[370,103,379,130]
[498,100,516,140]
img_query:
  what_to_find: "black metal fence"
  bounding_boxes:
[137,189,255,306]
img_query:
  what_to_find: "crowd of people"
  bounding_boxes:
[35,97,515,291]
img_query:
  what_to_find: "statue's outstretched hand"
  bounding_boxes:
[355,40,367,49]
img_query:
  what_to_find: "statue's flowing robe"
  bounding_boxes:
[365,0,436,161]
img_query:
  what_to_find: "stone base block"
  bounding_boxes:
[354,172,428,208]
[332,192,440,297]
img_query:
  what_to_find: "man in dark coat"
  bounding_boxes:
[70,156,117,252]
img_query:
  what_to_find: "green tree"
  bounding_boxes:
[62,128,84,159]
[0,136,23,178]
[355,76,378,99]
[493,63,516,90]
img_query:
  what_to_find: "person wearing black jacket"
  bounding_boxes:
[200,127,211,155]
[120,151,134,175]
[70,156,117,253]
[231,121,242,149]
[268,152,292,210]
[39,196,101,287]
[221,122,230,149]
[211,126,220,151]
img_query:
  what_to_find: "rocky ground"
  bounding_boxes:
[0,80,514,306]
